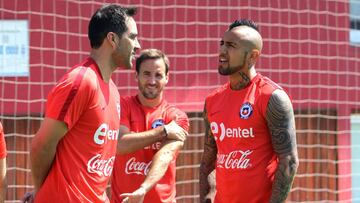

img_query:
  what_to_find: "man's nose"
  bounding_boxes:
[219,45,227,54]
[134,38,141,50]
[147,76,156,84]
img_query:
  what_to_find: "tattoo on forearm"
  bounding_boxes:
[270,161,296,203]
[199,105,217,202]
[266,90,298,202]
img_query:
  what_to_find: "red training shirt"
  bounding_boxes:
[205,74,282,203]
[35,58,120,203]
[111,95,189,203]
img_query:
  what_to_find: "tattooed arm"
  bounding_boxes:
[266,89,299,203]
[199,103,218,203]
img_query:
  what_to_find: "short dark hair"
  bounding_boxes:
[88,4,137,48]
[136,49,169,74]
[229,19,259,32]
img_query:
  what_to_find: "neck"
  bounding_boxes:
[229,67,257,90]
[137,93,163,108]
[90,49,115,83]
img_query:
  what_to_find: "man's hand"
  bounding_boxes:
[204,170,216,203]
[164,120,188,142]
[120,187,146,203]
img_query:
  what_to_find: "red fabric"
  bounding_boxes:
[35,58,120,203]
[0,122,6,159]
[205,74,281,203]
[111,95,189,203]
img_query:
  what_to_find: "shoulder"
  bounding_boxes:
[162,101,189,120]
[265,89,293,120]
[48,62,99,103]
[256,75,292,106]
[205,83,229,103]
[163,102,189,131]
[255,74,282,95]
[165,104,188,119]
[68,58,101,88]
[268,89,292,107]
[57,64,97,90]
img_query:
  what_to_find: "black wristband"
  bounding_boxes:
[163,125,168,138]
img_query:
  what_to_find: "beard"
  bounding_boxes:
[218,64,244,75]
[112,45,133,70]
[218,52,248,75]
[139,85,163,100]
[142,91,158,99]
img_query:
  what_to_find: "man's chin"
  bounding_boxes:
[143,93,158,100]
[218,67,231,75]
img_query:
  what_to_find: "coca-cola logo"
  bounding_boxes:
[210,122,254,141]
[125,157,152,176]
[87,154,115,177]
[217,150,253,169]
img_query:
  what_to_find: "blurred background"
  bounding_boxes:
[1,0,360,202]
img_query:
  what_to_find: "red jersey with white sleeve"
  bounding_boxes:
[0,122,6,159]
[35,57,120,203]
[111,95,189,203]
[205,74,282,203]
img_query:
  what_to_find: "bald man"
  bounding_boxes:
[199,19,299,203]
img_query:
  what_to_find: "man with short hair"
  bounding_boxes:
[30,4,141,202]
[199,19,299,203]
[111,49,189,203]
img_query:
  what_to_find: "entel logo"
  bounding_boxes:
[210,122,254,141]
[93,123,118,145]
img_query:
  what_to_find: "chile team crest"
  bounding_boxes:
[239,102,253,119]
[151,119,165,129]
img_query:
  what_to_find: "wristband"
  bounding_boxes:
[163,125,168,138]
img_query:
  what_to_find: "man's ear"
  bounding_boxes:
[135,71,139,82]
[107,32,118,49]
[249,49,260,64]
[165,73,169,84]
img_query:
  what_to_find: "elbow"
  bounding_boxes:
[292,156,299,173]
[278,154,299,176]
[177,140,185,149]
[30,134,40,163]
[116,133,133,155]
[286,154,299,176]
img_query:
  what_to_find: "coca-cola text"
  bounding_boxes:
[125,157,151,175]
[87,154,115,177]
[217,150,252,169]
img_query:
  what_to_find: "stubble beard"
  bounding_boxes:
[218,64,244,75]
[140,86,163,100]
[218,52,248,76]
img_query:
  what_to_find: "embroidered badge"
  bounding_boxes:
[239,102,253,119]
[151,119,165,129]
